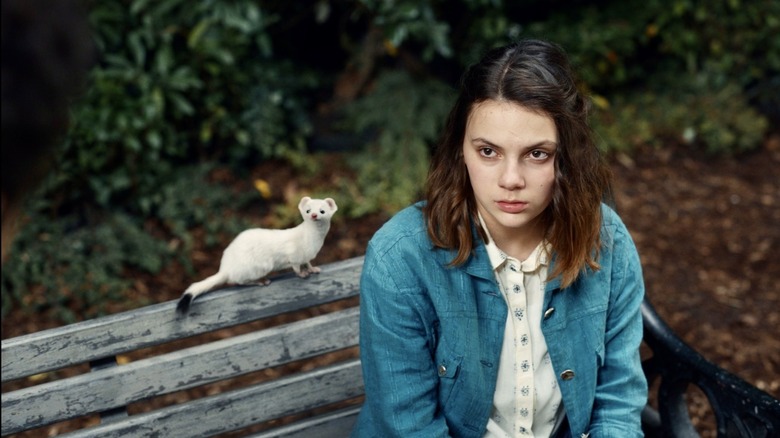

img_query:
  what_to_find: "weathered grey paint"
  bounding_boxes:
[59,361,363,438]
[249,406,361,438]
[2,256,362,382]
[1,257,365,437]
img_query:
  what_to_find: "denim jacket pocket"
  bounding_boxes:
[436,352,463,406]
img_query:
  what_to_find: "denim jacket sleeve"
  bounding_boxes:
[353,237,452,438]
[587,207,647,437]
[541,205,647,437]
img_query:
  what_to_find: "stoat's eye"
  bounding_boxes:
[306,209,311,214]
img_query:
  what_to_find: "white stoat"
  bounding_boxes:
[176,196,337,314]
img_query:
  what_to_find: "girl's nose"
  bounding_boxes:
[498,162,525,190]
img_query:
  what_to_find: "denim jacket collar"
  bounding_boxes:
[462,240,496,282]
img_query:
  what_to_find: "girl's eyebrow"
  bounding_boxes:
[469,137,558,151]
[470,137,501,149]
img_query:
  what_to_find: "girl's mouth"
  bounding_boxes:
[496,201,528,213]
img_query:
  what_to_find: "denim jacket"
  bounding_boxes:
[352,203,647,438]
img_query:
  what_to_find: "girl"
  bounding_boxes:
[352,39,647,437]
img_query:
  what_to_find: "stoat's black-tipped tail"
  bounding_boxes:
[176,292,194,315]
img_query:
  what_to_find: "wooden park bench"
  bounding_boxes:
[2,256,779,437]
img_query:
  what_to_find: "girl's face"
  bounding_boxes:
[463,100,557,256]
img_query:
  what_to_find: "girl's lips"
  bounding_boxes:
[496,200,528,213]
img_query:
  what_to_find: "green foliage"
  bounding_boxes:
[56,0,319,216]
[359,0,777,154]
[592,84,768,154]
[339,70,454,217]
[520,0,778,153]
[358,0,523,65]
[358,0,454,60]
[50,0,779,221]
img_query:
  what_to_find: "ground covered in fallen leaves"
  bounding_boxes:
[613,136,779,399]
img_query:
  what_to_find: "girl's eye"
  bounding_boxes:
[479,147,497,158]
[529,150,551,160]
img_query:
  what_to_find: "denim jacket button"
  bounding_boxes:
[560,369,575,380]
[438,364,447,377]
[544,307,555,319]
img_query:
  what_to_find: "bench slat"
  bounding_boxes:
[1,257,363,383]
[57,360,363,438]
[1,307,359,435]
[248,406,361,438]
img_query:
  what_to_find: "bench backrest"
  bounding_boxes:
[2,257,364,437]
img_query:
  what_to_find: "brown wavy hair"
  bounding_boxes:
[423,39,613,288]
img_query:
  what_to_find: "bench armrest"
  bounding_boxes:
[640,298,780,437]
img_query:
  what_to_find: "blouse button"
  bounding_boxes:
[544,307,555,319]
[560,369,575,380]
[438,364,447,377]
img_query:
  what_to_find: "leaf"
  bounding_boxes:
[127,32,146,67]
[168,92,195,116]
[188,19,211,48]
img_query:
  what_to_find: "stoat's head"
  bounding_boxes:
[298,196,338,223]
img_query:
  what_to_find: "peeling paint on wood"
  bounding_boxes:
[1,257,364,437]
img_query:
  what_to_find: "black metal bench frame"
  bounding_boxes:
[2,256,778,437]
[640,300,780,437]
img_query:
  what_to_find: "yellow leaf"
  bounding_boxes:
[384,39,398,57]
[646,24,659,38]
[254,179,272,199]
[591,94,610,110]
[28,372,52,383]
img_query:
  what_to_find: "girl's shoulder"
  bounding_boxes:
[597,203,642,272]
[600,203,632,241]
[600,202,623,227]
[368,202,430,253]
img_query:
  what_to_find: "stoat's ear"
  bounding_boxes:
[299,196,312,209]
[325,198,337,212]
